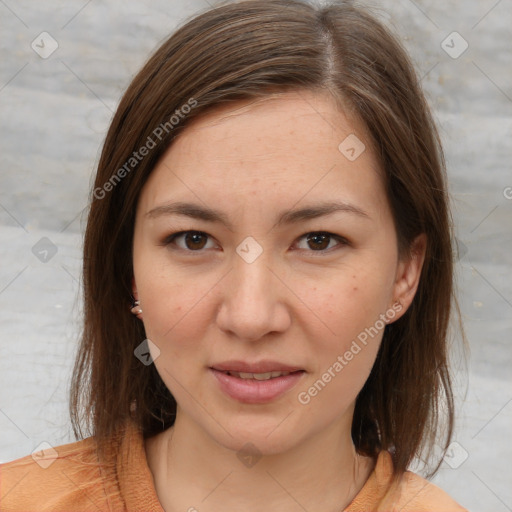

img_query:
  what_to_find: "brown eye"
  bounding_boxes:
[306,233,331,250]
[294,232,348,253]
[184,232,208,250]
[164,231,215,251]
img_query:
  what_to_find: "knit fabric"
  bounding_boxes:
[0,420,467,511]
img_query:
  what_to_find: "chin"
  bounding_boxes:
[223,430,298,457]
[205,412,306,456]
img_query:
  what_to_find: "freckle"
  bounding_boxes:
[353,287,358,292]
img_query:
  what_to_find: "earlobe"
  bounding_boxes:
[130,277,143,320]
[390,233,427,321]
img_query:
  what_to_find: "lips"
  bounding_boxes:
[210,360,303,374]
[209,360,306,403]
[224,370,293,380]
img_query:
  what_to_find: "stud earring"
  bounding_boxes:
[130,298,143,318]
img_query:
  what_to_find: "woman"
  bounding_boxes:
[0,0,467,510]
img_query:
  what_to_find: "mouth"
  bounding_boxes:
[219,370,300,381]
[209,361,306,403]
[210,360,304,374]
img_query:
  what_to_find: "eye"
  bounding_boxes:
[294,232,348,253]
[162,230,348,254]
[163,231,217,251]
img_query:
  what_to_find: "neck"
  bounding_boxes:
[146,412,375,512]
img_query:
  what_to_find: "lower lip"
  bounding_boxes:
[210,368,305,404]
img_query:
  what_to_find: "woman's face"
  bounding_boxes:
[132,90,419,454]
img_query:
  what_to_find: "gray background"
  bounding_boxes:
[0,0,511,510]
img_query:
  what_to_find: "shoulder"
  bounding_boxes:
[0,435,121,512]
[393,470,468,511]
[346,451,468,512]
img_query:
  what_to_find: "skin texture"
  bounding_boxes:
[131,90,426,512]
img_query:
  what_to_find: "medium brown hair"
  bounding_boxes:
[70,0,459,478]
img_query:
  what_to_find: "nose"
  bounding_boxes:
[215,251,291,342]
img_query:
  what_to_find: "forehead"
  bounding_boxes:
[171,91,370,164]
[138,90,387,217]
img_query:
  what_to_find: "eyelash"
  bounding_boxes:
[161,230,349,255]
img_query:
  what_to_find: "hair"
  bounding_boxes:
[70,0,460,480]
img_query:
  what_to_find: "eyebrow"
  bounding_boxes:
[145,200,370,230]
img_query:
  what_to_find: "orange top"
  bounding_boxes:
[1,420,466,511]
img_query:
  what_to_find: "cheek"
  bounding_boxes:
[311,267,392,348]
[142,278,206,341]
[139,272,216,403]
[296,277,387,418]
[298,263,393,392]
[137,264,219,366]
[296,341,378,426]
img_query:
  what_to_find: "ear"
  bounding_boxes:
[131,276,138,300]
[131,276,143,320]
[389,233,427,322]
